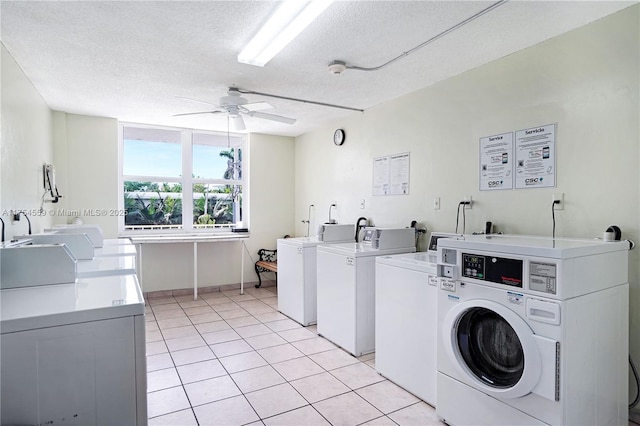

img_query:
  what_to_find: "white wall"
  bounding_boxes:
[1,44,54,240]
[295,5,640,408]
[52,112,119,237]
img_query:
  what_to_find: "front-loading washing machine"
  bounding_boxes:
[317,228,416,356]
[436,234,629,426]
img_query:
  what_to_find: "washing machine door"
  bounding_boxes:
[442,299,542,399]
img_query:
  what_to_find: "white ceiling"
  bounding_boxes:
[1,1,635,137]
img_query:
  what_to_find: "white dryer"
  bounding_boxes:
[436,235,629,426]
[277,224,353,326]
[317,228,416,356]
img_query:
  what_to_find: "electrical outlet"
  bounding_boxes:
[464,196,473,209]
[360,199,365,209]
[553,193,564,210]
[433,197,440,210]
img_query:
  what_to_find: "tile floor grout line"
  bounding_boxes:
[147,288,429,425]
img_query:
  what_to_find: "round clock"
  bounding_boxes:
[333,129,345,146]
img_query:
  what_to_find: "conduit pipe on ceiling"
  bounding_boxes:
[236,88,364,112]
[327,0,509,75]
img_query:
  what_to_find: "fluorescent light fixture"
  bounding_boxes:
[238,0,334,67]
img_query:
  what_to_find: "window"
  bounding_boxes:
[119,123,246,234]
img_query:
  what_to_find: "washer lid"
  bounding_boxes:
[376,252,437,273]
[318,242,416,257]
[278,236,353,248]
[1,274,144,333]
[76,256,136,278]
[94,244,137,258]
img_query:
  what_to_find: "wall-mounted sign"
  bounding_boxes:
[479,132,514,191]
[515,124,556,189]
[373,152,410,196]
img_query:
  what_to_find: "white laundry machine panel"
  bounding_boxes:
[375,252,438,405]
[436,235,629,426]
[317,241,415,356]
[1,274,147,425]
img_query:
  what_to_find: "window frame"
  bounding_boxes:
[118,122,248,235]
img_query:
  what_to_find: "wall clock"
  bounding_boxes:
[334,129,345,146]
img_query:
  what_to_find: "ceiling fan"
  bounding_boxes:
[174,87,296,131]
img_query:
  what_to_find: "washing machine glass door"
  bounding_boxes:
[443,299,542,399]
[457,307,523,388]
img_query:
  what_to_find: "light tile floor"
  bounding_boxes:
[145,286,444,426]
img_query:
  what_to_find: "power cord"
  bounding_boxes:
[18,211,32,235]
[551,200,561,238]
[455,201,471,234]
[631,355,640,409]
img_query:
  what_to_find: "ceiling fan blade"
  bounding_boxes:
[248,111,296,125]
[175,96,220,108]
[242,101,273,112]
[173,110,224,117]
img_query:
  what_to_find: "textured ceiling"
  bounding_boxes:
[1,1,635,137]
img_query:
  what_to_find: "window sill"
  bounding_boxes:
[123,232,249,244]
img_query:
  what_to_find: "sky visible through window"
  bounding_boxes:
[123,139,230,179]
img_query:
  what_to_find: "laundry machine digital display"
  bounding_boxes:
[461,253,523,287]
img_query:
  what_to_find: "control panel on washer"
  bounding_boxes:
[439,248,558,295]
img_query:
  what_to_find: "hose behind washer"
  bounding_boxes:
[631,355,640,409]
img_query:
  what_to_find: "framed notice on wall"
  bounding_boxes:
[373,152,410,195]
[479,132,514,191]
[515,124,556,189]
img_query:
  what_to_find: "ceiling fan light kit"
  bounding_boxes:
[229,114,246,131]
[238,0,335,67]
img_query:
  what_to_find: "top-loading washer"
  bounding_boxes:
[436,234,629,426]
[375,232,460,405]
[317,227,416,356]
[0,244,147,425]
[11,234,137,278]
[277,224,354,326]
